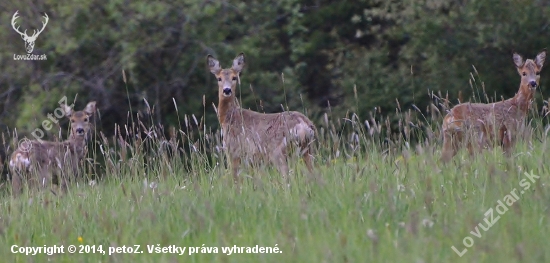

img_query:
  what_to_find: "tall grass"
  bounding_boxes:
[0,71,549,262]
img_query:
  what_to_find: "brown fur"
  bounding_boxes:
[441,50,546,161]
[208,53,316,183]
[9,102,96,195]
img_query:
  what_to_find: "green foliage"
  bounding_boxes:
[2,1,550,140]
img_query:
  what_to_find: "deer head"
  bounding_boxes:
[513,50,546,91]
[61,102,96,140]
[11,11,49,53]
[207,53,245,101]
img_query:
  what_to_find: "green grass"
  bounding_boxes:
[2,72,550,262]
[1,130,550,262]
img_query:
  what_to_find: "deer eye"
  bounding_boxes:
[217,78,222,82]
[84,118,89,122]
[522,72,526,76]
[232,77,237,81]
[536,71,540,75]
[71,120,75,123]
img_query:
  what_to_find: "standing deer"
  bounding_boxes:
[207,53,316,183]
[441,50,546,162]
[9,102,96,195]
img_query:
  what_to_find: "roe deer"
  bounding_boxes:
[9,101,96,194]
[441,50,546,162]
[207,53,316,183]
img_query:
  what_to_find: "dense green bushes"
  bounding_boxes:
[1,0,549,141]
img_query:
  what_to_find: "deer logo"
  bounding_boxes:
[11,11,49,54]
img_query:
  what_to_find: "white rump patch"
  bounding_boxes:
[9,152,31,170]
[290,121,314,141]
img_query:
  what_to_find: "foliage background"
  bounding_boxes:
[0,0,549,144]
[0,2,550,262]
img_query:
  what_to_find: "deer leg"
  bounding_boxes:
[38,166,51,191]
[60,160,81,193]
[10,170,23,196]
[500,126,513,156]
[59,168,70,193]
[465,131,474,156]
[231,157,241,184]
[24,165,43,193]
[466,142,474,156]
[272,145,289,184]
[441,131,459,162]
[467,132,483,156]
[302,146,314,173]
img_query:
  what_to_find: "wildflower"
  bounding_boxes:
[422,219,434,228]
[78,236,83,243]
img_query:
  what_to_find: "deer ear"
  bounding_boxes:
[513,53,524,68]
[207,55,221,75]
[61,104,73,117]
[536,50,546,69]
[232,53,245,73]
[83,101,96,116]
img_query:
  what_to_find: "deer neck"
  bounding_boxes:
[65,134,87,157]
[512,83,535,113]
[218,94,239,126]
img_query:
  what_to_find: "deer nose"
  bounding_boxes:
[223,88,232,95]
[530,81,537,88]
[76,128,85,135]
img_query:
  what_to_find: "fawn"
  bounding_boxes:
[441,50,546,162]
[9,101,96,194]
[207,53,316,182]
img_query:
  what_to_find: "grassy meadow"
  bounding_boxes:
[1,89,550,263]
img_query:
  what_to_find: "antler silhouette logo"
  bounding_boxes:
[11,11,49,54]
